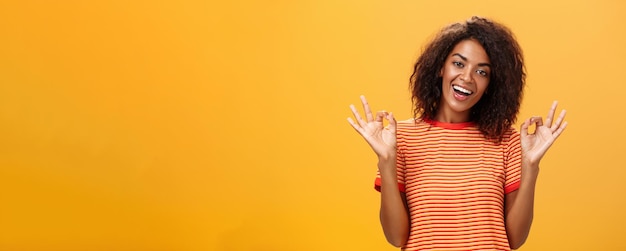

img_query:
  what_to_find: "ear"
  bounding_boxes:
[439,67,443,77]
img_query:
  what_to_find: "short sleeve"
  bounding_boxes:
[504,129,522,194]
[374,134,407,193]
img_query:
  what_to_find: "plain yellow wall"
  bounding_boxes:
[1,1,625,250]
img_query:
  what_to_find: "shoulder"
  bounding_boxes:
[396,118,427,127]
[500,127,521,149]
[503,127,521,140]
[396,118,429,132]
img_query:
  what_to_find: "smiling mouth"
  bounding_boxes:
[452,84,473,96]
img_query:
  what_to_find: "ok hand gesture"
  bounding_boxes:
[347,95,397,161]
[520,101,568,165]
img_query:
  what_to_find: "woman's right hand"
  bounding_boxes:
[347,95,397,161]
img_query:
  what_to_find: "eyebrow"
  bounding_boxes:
[452,53,491,67]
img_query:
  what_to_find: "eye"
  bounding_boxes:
[453,61,464,68]
[476,69,489,77]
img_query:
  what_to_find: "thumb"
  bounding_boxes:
[520,118,530,137]
[387,112,397,131]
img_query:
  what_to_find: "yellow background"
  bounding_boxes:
[1,1,624,250]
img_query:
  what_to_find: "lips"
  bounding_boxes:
[452,84,473,96]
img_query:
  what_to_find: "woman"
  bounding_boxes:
[347,17,567,250]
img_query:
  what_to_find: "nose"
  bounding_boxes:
[459,68,472,82]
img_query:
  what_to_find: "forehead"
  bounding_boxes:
[449,39,490,63]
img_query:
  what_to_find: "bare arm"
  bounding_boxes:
[504,162,538,249]
[378,158,409,247]
[347,95,410,247]
[505,101,567,250]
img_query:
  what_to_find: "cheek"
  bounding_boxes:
[441,72,455,84]
[471,81,489,101]
[478,79,490,93]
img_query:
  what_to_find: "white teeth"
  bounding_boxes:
[453,85,473,95]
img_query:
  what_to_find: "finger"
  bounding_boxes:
[349,104,366,127]
[552,121,568,140]
[531,116,544,127]
[545,101,558,126]
[551,109,567,132]
[347,117,363,134]
[360,95,374,122]
[375,111,386,122]
[520,118,530,137]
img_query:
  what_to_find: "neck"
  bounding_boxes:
[434,109,470,123]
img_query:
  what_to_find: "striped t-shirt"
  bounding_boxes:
[375,119,522,251]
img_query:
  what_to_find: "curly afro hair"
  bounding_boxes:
[410,16,525,142]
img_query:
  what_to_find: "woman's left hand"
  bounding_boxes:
[520,101,568,166]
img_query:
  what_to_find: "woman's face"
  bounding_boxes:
[437,39,491,123]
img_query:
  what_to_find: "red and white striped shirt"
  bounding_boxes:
[375,119,521,250]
